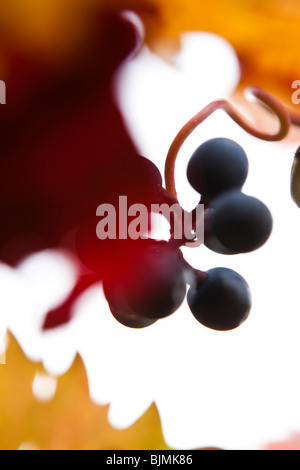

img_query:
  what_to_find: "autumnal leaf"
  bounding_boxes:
[263,433,300,450]
[0,331,171,450]
[0,0,154,68]
[136,0,300,114]
[1,0,300,110]
[0,0,106,66]
[0,10,153,328]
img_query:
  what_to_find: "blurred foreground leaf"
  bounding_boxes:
[140,0,300,113]
[0,332,170,450]
[264,433,300,450]
[1,0,300,112]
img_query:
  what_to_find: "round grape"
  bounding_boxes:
[187,267,252,331]
[136,155,163,191]
[103,241,187,321]
[205,189,273,254]
[103,280,157,328]
[187,138,249,199]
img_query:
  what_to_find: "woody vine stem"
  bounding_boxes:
[164,86,293,202]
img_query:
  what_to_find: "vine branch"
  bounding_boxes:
[164,86,292,201]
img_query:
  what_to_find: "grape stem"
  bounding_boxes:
[177,249,207,286]
[164,86,291,201]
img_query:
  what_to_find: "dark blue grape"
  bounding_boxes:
[103,241,187,323]
[103,280,157,328]
[187,138,249,199]
[204,190,273,254]
[187,267,251,331]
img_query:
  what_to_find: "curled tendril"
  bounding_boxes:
[164,86,292,201]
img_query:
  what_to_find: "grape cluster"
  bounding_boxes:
[102,138,272,332]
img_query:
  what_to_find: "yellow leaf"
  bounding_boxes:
[0,332,170,450]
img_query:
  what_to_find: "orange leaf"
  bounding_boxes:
[0,332,171,450]
[139,0,300,111]
[1,0,300,115]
